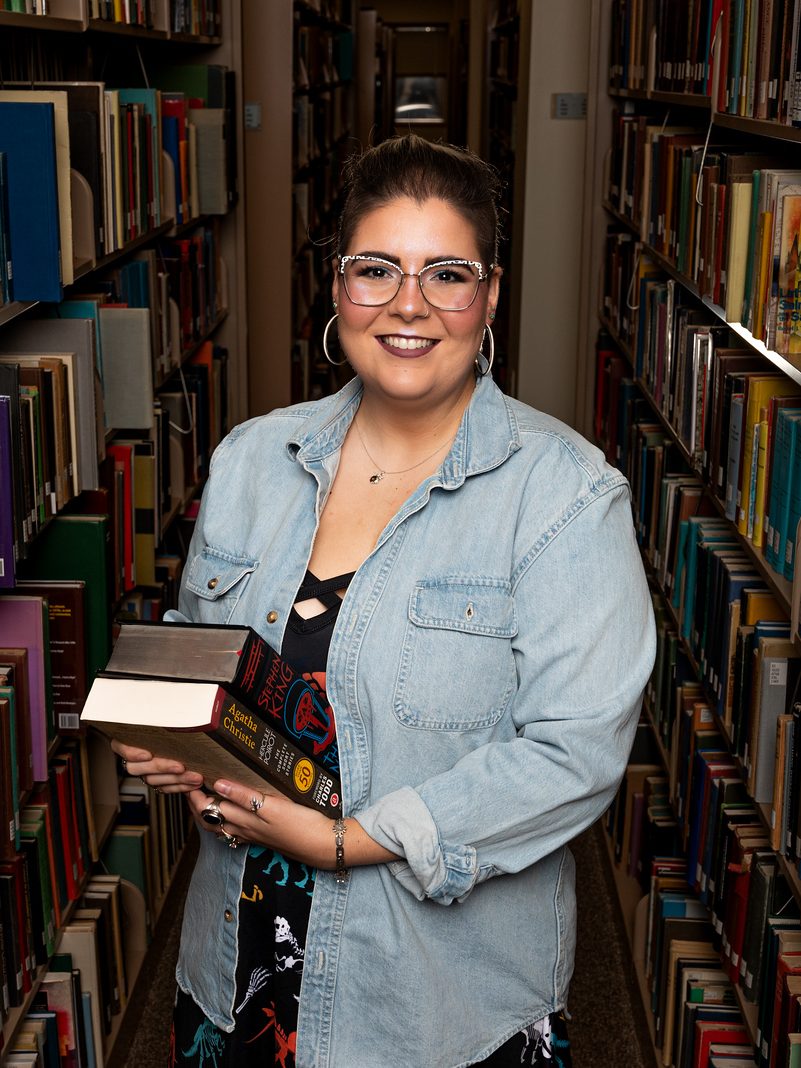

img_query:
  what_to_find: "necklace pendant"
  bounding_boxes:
[369,472,384,484]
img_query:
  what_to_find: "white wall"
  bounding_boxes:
[515,0,592,425]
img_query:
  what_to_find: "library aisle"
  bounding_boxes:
[113,821,654,1067]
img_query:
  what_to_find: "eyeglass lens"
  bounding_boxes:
[343,259,481,310]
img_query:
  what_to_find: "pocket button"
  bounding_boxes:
[207,577,219,590]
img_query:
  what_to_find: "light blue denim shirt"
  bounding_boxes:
[168,374,655,1068]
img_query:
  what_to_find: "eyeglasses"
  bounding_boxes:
[338,255,492,312]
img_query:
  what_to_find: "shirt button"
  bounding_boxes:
[266,610,278,624]
[224,909,233,922]
[207,577,219,590]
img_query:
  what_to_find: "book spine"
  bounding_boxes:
[230,634,339,777]
[212,688,341,818]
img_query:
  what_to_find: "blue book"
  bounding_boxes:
[0,395,15,588]
[680,518,733,641]
[81,990,97,1068]
[162,113,183,224]
[0,151,11,303]
[764,406,801,567]
[0,101,62,302]
[25,1010,61,1068]
[729,0,746,114]
[783,413,801,580]
[774,412,801,577]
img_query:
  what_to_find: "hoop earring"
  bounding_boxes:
[475,324,495,378]
[323,313,349,366]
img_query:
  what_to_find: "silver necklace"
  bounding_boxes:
[353,418,453,485]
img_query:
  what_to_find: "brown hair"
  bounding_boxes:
[337,134,503,269]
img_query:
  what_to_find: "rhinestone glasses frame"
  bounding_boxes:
[338,254,492,311]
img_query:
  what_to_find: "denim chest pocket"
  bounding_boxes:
[184,547,258,625]
[394,578,518,731]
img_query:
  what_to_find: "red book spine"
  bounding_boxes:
[0,857,32,994]
[51,765,78,902]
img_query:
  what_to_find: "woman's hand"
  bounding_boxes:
[109,739,205,794]
[189,779,400,869]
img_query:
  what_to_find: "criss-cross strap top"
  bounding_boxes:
[280,569,356,677]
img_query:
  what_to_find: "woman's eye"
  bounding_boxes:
[358,265,393,281]
[431,268,468,284]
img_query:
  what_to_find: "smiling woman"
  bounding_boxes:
[111,134,655,1068]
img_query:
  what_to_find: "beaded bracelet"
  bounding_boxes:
[333,817,349,883]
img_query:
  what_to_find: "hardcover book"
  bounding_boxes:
[80,621,342,816]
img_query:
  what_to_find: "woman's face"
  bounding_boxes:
[332,196,500,410]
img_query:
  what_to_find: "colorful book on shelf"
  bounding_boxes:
[772,191,801,355]
[81,620,342,816]
[0,88,76,289]
[736,374,800,538]
[745,635,800,803]
[0,100,62,302]
[35,964,81,1068]
[15,579,87,735]
[97,305,154,432]
[0,314,103,495]
[20,513,112,688]
[0,595,51,782]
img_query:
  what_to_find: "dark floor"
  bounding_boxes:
[111,820,653,1067]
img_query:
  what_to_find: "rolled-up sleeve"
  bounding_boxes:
[355,480,656,904]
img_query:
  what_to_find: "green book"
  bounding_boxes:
[0,679,19,849]
[101,825,151,934]
[20,814,55,957]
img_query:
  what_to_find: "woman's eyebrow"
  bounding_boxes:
[352,251,472,268]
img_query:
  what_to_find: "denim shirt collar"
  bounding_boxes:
[286,374,522,488]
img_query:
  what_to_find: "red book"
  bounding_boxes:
[769,951,801,1068]
[713,182,727,306]
[106,443,135,592]
[126,103,135,242]
[49,762,78,902]
[692,1021,750,1068]
[0,855,34,995]
[52,753,85,885]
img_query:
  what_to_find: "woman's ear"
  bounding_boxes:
[487,267,502,322]
[332,263,341,308]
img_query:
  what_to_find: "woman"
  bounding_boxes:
[114,135,655,1068]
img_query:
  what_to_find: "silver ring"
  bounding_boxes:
[250,794,265,812]
[121,758,128,771]
[219,826,240,848]
[201,799,226,827]
[139,776,149,787]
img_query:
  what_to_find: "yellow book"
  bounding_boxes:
[741,587,785,624]
[737,375,799,535]
[725,180,754,323]
[751,413,769,546]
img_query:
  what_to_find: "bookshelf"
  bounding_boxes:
[483,0,532,396]
[0,2,246,1063]
[243,0,356,415]
[584,2,801,1066]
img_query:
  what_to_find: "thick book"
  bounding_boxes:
[81,620,342,816]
